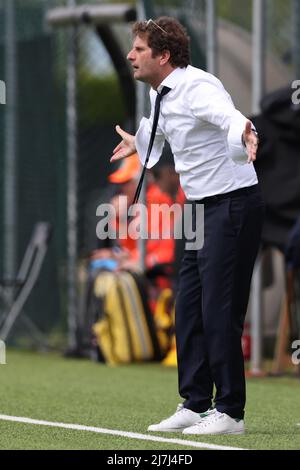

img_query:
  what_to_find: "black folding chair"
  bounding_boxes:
[0,222,52,344]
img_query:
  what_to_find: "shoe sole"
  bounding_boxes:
[148,427,186,433]
[183,429,245,435]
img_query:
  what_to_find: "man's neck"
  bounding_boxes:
[151,66,176,91]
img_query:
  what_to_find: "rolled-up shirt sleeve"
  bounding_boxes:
[227,115,249,163]
[189,80,251,164]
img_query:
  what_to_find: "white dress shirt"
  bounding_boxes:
[135,65,258,200]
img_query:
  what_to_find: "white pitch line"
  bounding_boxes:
[0,414,246,451]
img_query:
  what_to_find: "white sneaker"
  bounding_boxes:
[147,404,204,433]
[182,410,245,435]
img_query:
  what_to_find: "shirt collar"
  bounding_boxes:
[157,67,187,93]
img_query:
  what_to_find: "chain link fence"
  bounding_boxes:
[0,0,132,348]
[266,0,293,71]
[0,0,68,347]
[218,0,298,77]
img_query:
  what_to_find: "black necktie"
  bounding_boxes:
[132,86,171,206]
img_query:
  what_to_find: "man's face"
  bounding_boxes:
[127,34,161,86]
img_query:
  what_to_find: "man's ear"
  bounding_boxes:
[160,49,171,65]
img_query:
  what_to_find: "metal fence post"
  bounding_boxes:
[292,0,300,78]
[137,0,147,272]
[66,0,78,350]
[206,0,218,76]
[4,0,18,287]
[250,0,266,375]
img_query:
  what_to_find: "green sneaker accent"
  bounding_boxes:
[199,407,215,418]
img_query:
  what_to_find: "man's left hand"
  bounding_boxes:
[243,120,259,164]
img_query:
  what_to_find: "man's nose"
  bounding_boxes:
[127,49,134,61]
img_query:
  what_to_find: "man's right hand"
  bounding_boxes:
[110,125,136,162]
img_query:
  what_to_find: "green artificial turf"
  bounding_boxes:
[0,349,299,450]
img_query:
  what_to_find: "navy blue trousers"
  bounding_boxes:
[175,185,264,419]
